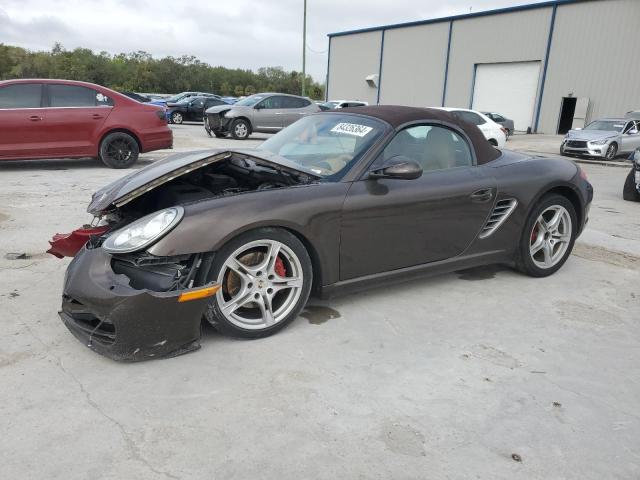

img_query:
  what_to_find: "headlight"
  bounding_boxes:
[589,139,610,146]
[102,207,184,254]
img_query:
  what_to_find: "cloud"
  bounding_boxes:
[0,0,550,82]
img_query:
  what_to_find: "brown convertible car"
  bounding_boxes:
[52,106,593,361]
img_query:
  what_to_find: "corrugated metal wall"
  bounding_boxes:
[538,0,640,133]
[326,31,382,105]
[327,0,640,133]
[444,7,552,110]
[378,22,450,107]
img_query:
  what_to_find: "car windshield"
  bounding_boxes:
[235,94,266,107]
[584,120,624,132]
[257,113,386,179]
[322,101,338,109]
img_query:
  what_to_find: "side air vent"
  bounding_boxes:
[479,198,518,239]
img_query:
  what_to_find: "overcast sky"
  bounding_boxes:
[0,0,548,82]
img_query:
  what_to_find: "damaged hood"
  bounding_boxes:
[566,129,619,142]
[87,148,320,215]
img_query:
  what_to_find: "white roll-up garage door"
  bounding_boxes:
[471,61,541,132]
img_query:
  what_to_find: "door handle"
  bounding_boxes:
[92,114,104,119]
[29,115,42,121]
[470,188,493,202]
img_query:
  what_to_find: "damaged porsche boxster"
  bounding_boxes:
[52,106,593,361]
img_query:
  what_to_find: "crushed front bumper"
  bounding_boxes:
[60,247,215,361]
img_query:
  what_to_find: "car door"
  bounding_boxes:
[621,121,640,152]
[340,124,496,280]
[44,83,113,157]
[253,95,285,130]
[0,82,49,159]
[279,97,312,127]
[187,98,206,121]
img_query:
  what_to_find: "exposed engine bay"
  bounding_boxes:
[111,153,314,223]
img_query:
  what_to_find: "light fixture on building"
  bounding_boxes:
[365,74,379,88]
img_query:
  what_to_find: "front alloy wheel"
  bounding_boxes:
[171,111,183,124]
[605,142,617,160]
[205,228,312,338]
[517,194,577,277]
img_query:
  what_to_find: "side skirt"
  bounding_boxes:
[317,250,511,300]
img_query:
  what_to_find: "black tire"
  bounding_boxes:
[204,227,312,339]
[204,117,212,137]
[214,132,227,138]
[560,144,567,156]
[230,118,250,140]
[171,111,183,124]
[99,132,139,169]
[623,168,640,202]
[516,193,578,278]
[605,142,618,160]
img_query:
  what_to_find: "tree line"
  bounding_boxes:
[0,43,325,99]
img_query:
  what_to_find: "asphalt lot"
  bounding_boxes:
[1,123,638,479]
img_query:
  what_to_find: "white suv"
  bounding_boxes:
[435,108,507,148]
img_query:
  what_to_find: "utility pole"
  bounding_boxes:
[302,0,307,96]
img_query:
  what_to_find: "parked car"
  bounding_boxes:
[167,96,229,124]
[320,100,369,110]
[623,148,640,202]
[204,92,320,139]
[51,105,592,361]
[0,79,172,168]
[482,112,515,137]
[435,108,507,147]
[150,92,220,107]
[626,111,640,120]
[221,96,238,104]
[119,91,152,103]
[560,118,640,160]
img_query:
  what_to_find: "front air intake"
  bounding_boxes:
[479,198,518,239]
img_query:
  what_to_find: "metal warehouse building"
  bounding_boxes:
[325,0,640,134]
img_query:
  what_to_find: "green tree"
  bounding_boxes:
[234,84,244,97]
[244,84,256,95]
[220,81,231,96]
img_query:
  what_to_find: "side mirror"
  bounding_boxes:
[254,104,263,110]
[633,149,640,163]
[368,156,423,180]
[627,128,638,135]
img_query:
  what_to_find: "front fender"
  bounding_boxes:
[146,182,350,287]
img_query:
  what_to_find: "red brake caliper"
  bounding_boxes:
[275,255,287,277]
[531,224,538,242]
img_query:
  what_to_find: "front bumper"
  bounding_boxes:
[60,247,214,361]
[562,140,608,157]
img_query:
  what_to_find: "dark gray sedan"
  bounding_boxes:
[53,106,593,361]
[483,112,515,137]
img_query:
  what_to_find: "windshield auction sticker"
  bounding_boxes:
[331,123,373,137]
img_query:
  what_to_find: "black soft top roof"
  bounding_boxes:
[337,105,501,165]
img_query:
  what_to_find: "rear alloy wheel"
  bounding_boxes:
[171,111,183,124]
[231,119,250,140]
[605,142,617,160]
[205,228,312,338]
[517,194,577,277]
[99,132,139,169]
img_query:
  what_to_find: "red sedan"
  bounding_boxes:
[0,79,172,168]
